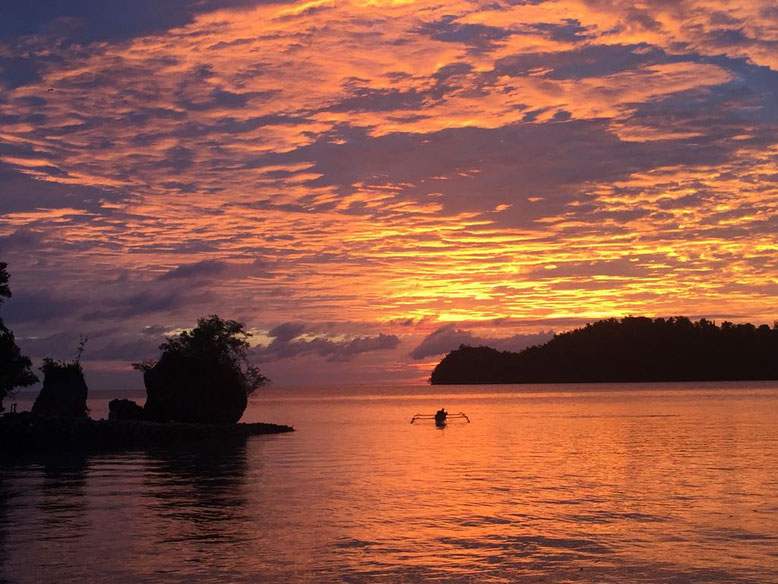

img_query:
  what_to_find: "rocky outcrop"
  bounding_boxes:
[31,364,88,418]
[109,399,146,421]
[143,352,248,424]
[0,414,293,453]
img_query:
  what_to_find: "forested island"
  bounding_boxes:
[430,316,778,385]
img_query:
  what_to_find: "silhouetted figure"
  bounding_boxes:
[435,408,447,426]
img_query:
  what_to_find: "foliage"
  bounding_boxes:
[0,261,10,301]
[40,357,83,377]
[131,359,157,373]
[137,315,268,396]
[431,316,778,384]
[0,262,38,410]
[39,336,88,377]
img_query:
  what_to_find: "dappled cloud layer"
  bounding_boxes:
[0,0,777,385]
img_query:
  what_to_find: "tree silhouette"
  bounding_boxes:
[136,315,268,423]
[0,262,38,410]
[431,316,778,384]
[135,315,267,397]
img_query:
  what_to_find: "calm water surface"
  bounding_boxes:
[2,382,778,583]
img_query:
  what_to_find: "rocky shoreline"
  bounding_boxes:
[0,413,294,453]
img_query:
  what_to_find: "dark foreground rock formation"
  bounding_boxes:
[136,315,268,424]
[431,316,778,384]
[0,413,293,453]
[109,398,146,421]
[31,363,88,418]
[143,352,248,424]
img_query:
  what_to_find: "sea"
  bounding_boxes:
[2,382,777,583]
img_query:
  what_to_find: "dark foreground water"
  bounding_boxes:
[2,382,778,583]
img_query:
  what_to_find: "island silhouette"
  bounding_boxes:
[430,316,778,384]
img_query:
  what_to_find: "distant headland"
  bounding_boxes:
[430,316,778,385]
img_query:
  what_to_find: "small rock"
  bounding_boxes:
[109,399,146,421]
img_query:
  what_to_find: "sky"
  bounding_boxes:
[0,0,776,388]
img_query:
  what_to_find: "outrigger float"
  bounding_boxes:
[410,409,471,426]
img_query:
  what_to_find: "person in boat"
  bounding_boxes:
[434,408,447,425]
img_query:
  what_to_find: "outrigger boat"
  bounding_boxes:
[410,409,471,426]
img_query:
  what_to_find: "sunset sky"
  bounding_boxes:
[1,0,777,387]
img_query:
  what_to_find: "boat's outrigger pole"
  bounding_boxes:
[410,413,435,423]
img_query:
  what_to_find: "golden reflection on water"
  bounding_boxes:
[2,383,778,582]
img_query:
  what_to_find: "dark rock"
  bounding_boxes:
[31,365,88,418]
[143,351,248,424]
[108,398,146,421]
[0,416,294,454]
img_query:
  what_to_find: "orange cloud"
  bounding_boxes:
[0,0,776,385]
